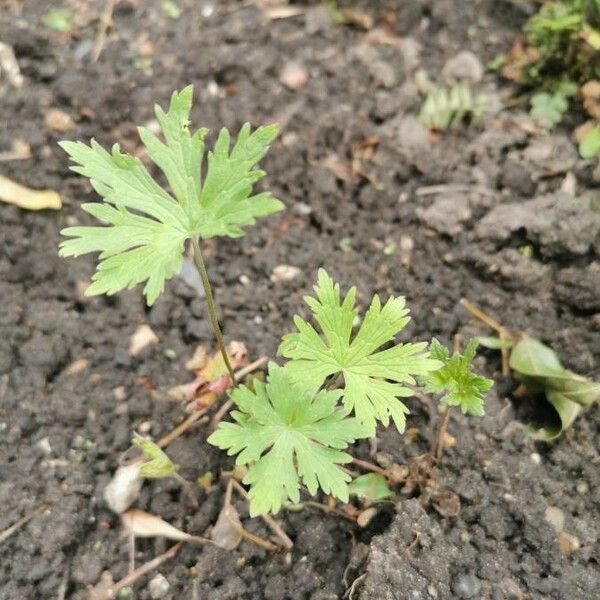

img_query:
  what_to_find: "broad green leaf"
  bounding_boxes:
[278,269,441,433]
[510,336,600,406]
[578,127,600,159]
[60,85,283,305]
[508,336,599,439]
[525,390,582,441]
[132,432,177,479]
[422,338,493,416]
[348,473,393,501]
[208,363,370,516]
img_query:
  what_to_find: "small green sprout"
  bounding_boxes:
[419,83,488,131]
[209,363,370,516]
[279,269,441,433]
[132,433,177,479]
[423,338,493,417]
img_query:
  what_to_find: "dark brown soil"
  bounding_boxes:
[1,1,598,599]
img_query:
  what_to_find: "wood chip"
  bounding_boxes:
[0,175,62,210]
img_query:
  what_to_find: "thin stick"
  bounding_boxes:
[92,0,116,61]
[191,237,236,383]
[211,399,233,428]
[459,298,511,375]
[350,457,388,477]
[303,501,356,522]
[98,543,182,600]
[0,504,49,544]
[230,479,294,550]
[173,472,199,508]
[431,404,451,461]
[157,356,268,449]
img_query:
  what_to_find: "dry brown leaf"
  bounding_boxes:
[431,491,461,518]
[323,154,356,184]
[128,324,159,357]
[104,464,143,514]
[122,509,206,544]
[581,80,600,120]
[0,175,62,210]
[211,504,243,550]
[340,8,373,30]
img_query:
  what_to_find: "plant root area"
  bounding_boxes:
[1,1,598,599]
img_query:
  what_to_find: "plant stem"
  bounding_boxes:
[431,404,451,461]
[191,236,236,383]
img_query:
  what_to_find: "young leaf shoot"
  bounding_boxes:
[279,269,441,433]
[423,338,493,416]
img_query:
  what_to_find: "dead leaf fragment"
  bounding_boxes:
[357,507,377,528]
[211,504,243,550]
[128,324,159,356]
[44,108,75,132]
[104,464,143,514]
[0,42,23,88]
[122,509,206,544]
[432,491,461,518]
[340,8,373,30]
[557,531,580,555]
[0,175,62,210]
[66,358,89,375]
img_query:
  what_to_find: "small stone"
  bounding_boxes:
[442,51,484,83]
[129,324,159,357]
[280,62,309,90]
[530,452,541,465]
[499,577,524,599]
[45,108,75,132]
[148,573,170,599]
[544,506,565,533]
[557,531,580,555]
[36,437,52,456]
[576,480,589,494]
[452,573,481,598]
[427,584,438,598]
[270,264,301,283]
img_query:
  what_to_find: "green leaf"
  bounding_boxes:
[348,473,393,501]
[509,336,600,406]
[421,338,493,416]
[578,127,600,159]
[208,363,370,516]
[132,432,178,479]
[474,336,514,351]
[42,8,74,32]
[530,92,569,128]
[278,269,441,433]
[60,86,283,305]
[525,390,583,442]
[161,0,181,19]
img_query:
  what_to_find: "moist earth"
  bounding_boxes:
[0,1,599,599]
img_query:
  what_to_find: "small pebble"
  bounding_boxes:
[557,531,580,555]
[530,452,541,465]
[452,574,481,599]
[544,506,565,533]
[270,265,301,283]
[280,62,309,90]
[148,573,170,599]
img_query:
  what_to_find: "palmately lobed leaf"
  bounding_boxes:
[208,363,370,516]
[422,338,493,416]
[59,85,283,305]
[279,269,441,434]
